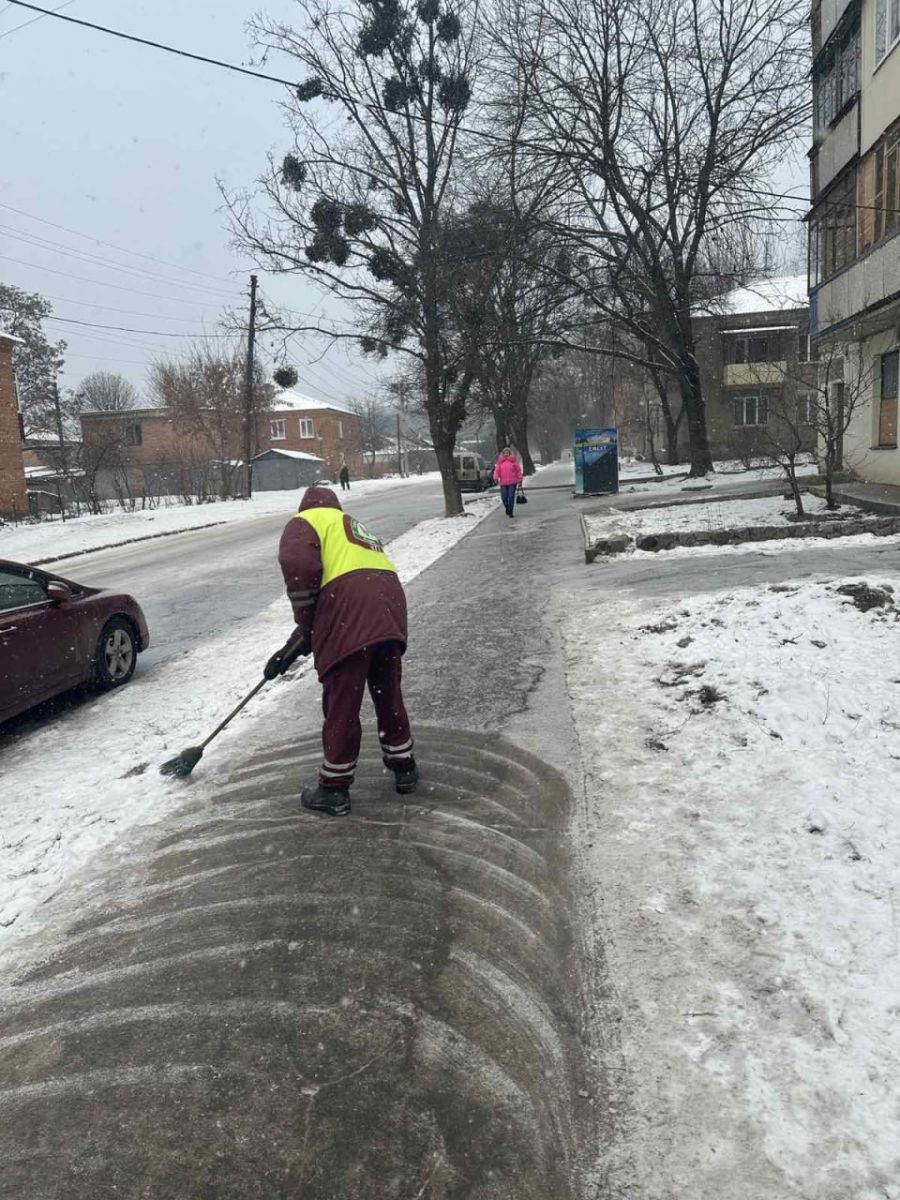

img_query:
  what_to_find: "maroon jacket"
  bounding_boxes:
[278,487,407,678]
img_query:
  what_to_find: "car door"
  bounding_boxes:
[0,567,82,719]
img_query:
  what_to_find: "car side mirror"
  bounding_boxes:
[46,580,73,603]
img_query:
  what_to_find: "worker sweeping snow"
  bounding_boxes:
[264,485,418,817]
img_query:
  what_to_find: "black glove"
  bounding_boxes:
[264,634,311,680]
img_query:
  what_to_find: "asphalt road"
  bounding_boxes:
[46,477,446,671]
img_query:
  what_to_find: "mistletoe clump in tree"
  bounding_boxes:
[229,0,481,515]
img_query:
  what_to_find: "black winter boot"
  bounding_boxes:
[393,759,419,795]
[301,783,351,817]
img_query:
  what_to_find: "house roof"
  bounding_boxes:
[699,274,808,317]
[720,324,801,334]
[252,448,324,463]
[268,389,355,416]
[79,407,168,419]
[0,329,25,345]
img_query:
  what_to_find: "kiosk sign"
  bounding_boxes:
[574,428,618,495]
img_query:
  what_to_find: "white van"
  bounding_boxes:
[453,452,493,492]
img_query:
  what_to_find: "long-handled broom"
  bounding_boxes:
[159,636,308,778]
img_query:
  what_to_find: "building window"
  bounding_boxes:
[337,420,343,439]
[813,19,860,135]
[734,395,769,427]
[809,169,857,286]
[732,335,772,364]
[875,0,900,64]
[879,349,899,446]
[859,129,900,252]
[799,393,817,424]
[125,422,142,446]
[270,419,286,441]
[299,418,314,439]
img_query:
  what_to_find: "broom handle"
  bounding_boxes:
[200,634,309,749]
[201,677,268,748]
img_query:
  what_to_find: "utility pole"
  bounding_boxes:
[396,411,403,477]
[52,382,68,521]
[242,274,258,500]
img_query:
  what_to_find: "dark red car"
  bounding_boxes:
[0,558,150,724]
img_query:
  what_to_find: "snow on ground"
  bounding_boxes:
[584,493,845,542]
[566,577,900,1199]
[0,474,441,565]
[0,495,495,956]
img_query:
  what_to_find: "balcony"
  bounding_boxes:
[812,234,900,336]
[724,362,788,386]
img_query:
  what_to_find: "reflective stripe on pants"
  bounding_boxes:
[319,641,413,788]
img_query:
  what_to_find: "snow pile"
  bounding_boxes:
[585,493,843,542]
[0,474,441,565]
[566,577,900,1197]
[0,496,495,953]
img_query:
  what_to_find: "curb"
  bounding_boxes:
[807,485,900,517]
[27,521,228,567]
[585,514,900,558]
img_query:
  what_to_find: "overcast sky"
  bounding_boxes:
[2,0,809,408]
[0,0,386,406]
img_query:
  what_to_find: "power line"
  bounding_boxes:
[0,223,241,299]
[0,0,74,41]
[0,251,238,306]
[44,314,232,337]
[3,0,300,86]
[4,0,818,226]
[37,291,232,323]
[0,200,240,286]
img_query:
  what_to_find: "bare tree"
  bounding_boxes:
[226,0,482,516]
[75,371,139,412]
[148,345,270,499]
[348,397,392,475]
[496,0,810,476]
[747,345,869,514]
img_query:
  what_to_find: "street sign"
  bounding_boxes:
[574,428,618,495]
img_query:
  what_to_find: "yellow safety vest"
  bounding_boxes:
[295,507,397,587]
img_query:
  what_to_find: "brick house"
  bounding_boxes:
[650,276,817,462]
[262,390,362,479]
[79,388,363,499]
[0,331,27,521]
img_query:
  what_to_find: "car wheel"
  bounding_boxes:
[92,617,138,690]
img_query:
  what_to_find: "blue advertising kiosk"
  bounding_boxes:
[574,428,619,495]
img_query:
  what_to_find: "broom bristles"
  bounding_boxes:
[159,746,204,778]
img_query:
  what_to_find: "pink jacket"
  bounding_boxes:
[493,455,523,486]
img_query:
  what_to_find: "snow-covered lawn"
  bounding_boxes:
[619,462,819,495]
[584,493,847,542]
[0,474,441,565]
[566,577,900,1198]
[0,496,495,956]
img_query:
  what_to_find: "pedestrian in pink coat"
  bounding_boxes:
[493,447,523,518]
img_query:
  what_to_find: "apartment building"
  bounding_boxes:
[809,0,900,481]
[0,331,27,521]
[694,276,817,460]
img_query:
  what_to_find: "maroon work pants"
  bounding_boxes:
[319,641,414,789]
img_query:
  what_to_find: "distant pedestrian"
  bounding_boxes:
[265,486,417,817]
[492,447,523,518]
[339,463,350,491]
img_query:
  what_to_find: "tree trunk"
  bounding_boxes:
[679,353,714,476]
[511,414,535,475]
[433,433,462,516]
[664,404,682,465]
[785,459,805,516]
